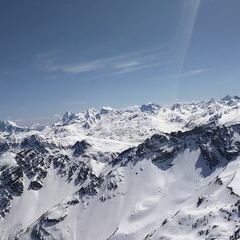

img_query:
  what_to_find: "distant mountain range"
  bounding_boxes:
[1,95,240,240]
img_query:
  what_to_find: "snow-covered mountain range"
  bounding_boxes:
[1,95,240,240]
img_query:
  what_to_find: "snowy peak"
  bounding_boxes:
[140,103,160,113]
[99,106,116,115]
[46,95,240,148]
[221,95,240,105]
[61,111,77,124]
[0,120,25,133]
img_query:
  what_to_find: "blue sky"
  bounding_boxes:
[1,0,240,121]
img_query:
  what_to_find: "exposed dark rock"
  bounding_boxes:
[100,107,114,115]
[29,211,67,239]
[0,142,9,154]
[140,103,160,113]
[78,175,104,197]
[45,214,67,226]
[230,227,240,240]
[106,180,118,191]
[61,111,77,124]
[196,197,205,207]
[112,147,135,166]
[29,180,43,190]
[0,120,25,133]
[67,198,79,205]
[0,196,10,218]
[162,219,168,226]
[74,162,91,185]
[51,154,70,176]
[112,123,240,175]
[20,135,47,153]
[1,166,24,196]
[15,150,48,180]
[71,140,91,157]
[0,165,24,218]
[200,144,219,169]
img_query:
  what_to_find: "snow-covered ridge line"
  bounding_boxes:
[43,95,240,148]
[56,95,240,124]
[2,95,240,129]
[1,95,240,152]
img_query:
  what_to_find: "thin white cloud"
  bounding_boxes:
[38,42,208,81]
[113,61,141,70]
[39,46,173,76]
[180,68,208,77]
[143,68,208,83]
[58,63,97,73]
[108,60,172,76]
[169,68,208,79]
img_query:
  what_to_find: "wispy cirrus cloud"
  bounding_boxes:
[177,68,208,78]
[113,61,141,70]
[37,51,98,74]
[38,13,205,79]
[38,46,173,76]
[48,62,97,73]
[148,68,208,82]
[37,46,209,81]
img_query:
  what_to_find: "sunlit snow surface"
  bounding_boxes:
[1,96,240,240]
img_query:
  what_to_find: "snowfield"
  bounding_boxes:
[0,96,240,240]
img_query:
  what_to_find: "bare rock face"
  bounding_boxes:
[113,123,240,176]
[140,103,160,113]
[0,142,9,154]
[20,135,47,152]
[0,120,25,133]
[29,180,43,191]
[61,111,77,124]
[71,140,91,157]
[0,165,23,217]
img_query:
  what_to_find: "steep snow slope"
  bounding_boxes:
[0,96,240,240]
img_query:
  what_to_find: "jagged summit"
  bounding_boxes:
[61,111,77,124]
[140,103,160,113]
[100,106,116,115]
[2,95,240,133]
[0,120,25,133]
[56,95,240,124]
[41,95,240,148]
[20,134,47,152]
